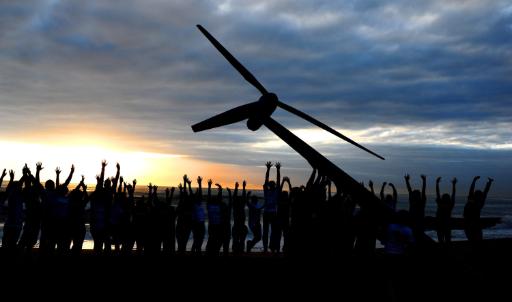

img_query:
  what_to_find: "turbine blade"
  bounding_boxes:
[191,102,258,132]
[277,101,385,160]
[197,24,268,95]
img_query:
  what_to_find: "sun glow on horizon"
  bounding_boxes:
[0,138,268,190]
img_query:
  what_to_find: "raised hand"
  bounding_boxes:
[436,177,441,183]
[81,175,85,183]
[243,180,247,188]
[133,179,137,185]
[197,176,203,183]
[388,183,395,188]
[452,177,457,184]
[55,167,61,175]
[282,176,290,183]
[102,160,108,167]
[488,177,494,182]
[36,162,43,171]
[1,169,6,178]
[265,161,272,169]
[116,162,120,170]
[235,182,239,189]
[153,185,158,192]
[9,170,14,179]
[474,176,480,181]
[368,180,373,188]
[71,164,75,173]
[208,179,213,187]
[275,162,281,169]
[404,174,410,181]
[215,183,222,189]
[420,174,426,181]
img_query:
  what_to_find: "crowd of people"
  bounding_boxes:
[0,161,493,257]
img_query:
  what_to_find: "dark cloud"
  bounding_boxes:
[0,0,510,194]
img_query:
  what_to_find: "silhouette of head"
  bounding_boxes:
[251,195,258,204]
[441,193,451,203]
[104,178,112,190]
[268,180,276,190]
[385,194,394,204]
[474,190,484,203]
[45,180,55,191]
[411,189,421,202]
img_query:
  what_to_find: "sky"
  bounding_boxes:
[0,0,511,197]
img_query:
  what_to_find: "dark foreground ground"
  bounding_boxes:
[1,239,511,301]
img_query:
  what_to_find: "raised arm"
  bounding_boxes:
[404,174,412,194]
[35,162,43,189]
[55,167,61,187]
[380,182,387,201]
[281,177,292,193]
[307,167,317,189]
[100,160,107,187]
[368,180,375,196]
[451,177,457,203]
[421,174,426,202]
[233,182,239,200]
[118,176,124,193]
[242,180,247,200]
[264,161,272,187]
[389,183,397,202]
[196,176,203,199]
[207,179,212,203]
[275,162,281,190]
[215,183,223,199]
[111,163,121,191]
[0,169,7,190]
[132,179,137,195]
[63,164,75,188]
[469,176,480,198]
[436,177,441,200]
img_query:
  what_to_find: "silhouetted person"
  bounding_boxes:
[246,193,263,252]
[206,180,224,256]
[68,176,89,255]
[176,175,193,253]
[435,177,456,244]
[2,169,24,253]
[191,176,206,254]
[404,174,427,243]
[232,181,248,254]
[121,180,137,254]
[380,182,397,212]
[263,161,281,253]
[464,176,493,242]
[222,185,233,254]
[163,186,176,254]
[18,164,42,253]
[274,176,291,253]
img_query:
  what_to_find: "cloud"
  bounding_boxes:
[0,0,510,194]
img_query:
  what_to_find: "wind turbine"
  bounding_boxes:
[192,24,390,217]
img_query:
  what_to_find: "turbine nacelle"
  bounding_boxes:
[247,93,278,131]
[191,24,385,161]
